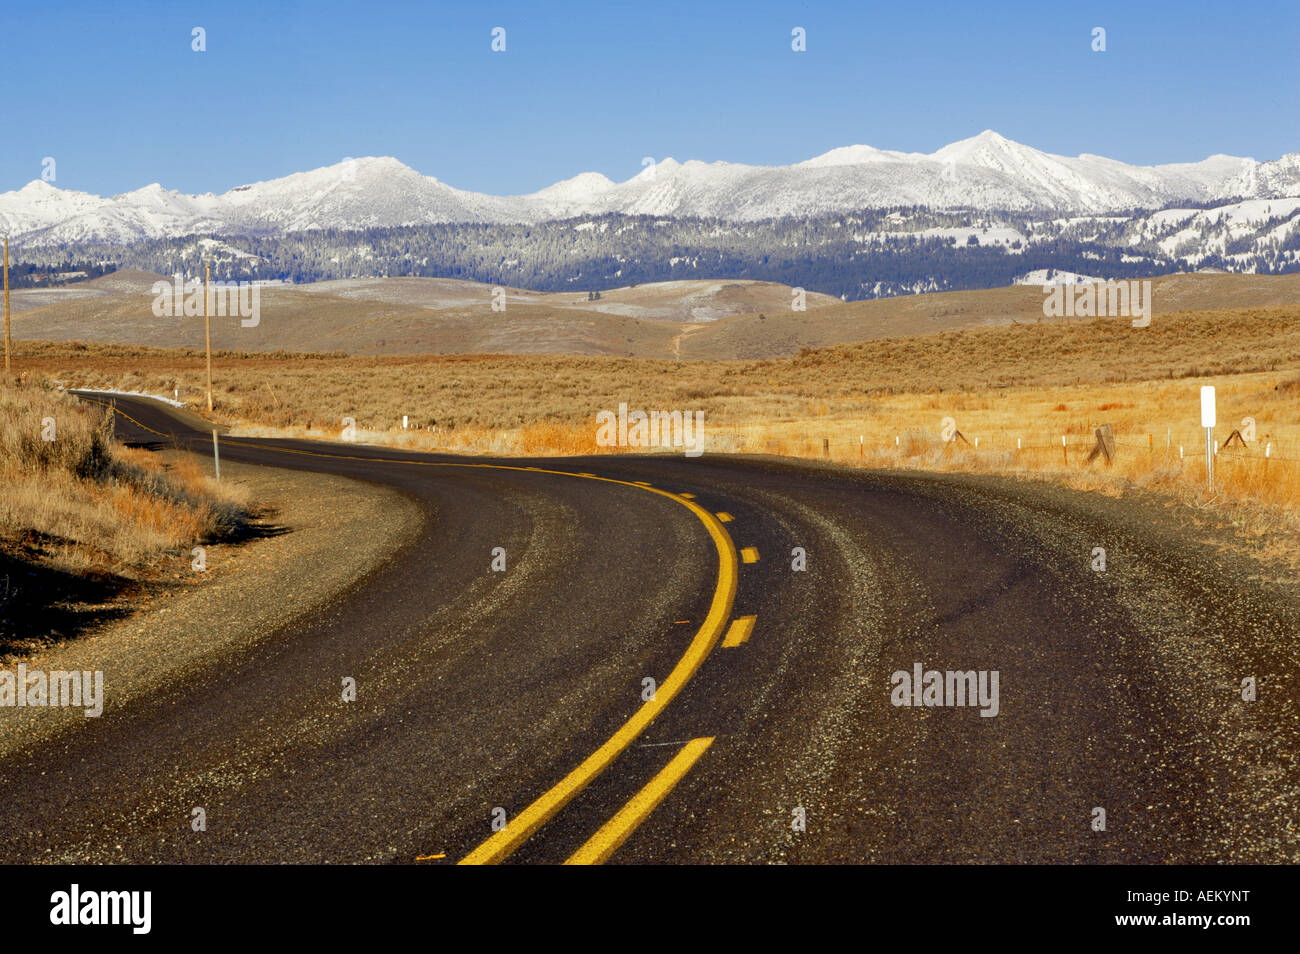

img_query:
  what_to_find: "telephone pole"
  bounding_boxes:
[4,235,11,376]
[204,262,213,412]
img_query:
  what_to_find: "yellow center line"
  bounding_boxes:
[564,737,715,865]
[460,500,736,865]
[740,546,759,563]
[84,395,741,867]
[678,492,695,499]
[716,511,733,522]
[415,853,446,861]
[721,615,757,648]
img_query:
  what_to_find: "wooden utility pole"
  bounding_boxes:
[204,263,213,412]
[4,235,10,376]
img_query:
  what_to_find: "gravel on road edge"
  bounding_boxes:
[0,457,423,758]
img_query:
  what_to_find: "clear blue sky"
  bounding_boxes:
[2,0,1296,196]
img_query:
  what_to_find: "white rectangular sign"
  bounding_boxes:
[1200,386,1216,428]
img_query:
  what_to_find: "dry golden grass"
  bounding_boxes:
[13,303,1297,430]
[0,384,249,575]
[699,366,1300,544]
[11,299,1300,557]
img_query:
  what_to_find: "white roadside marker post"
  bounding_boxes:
[1201,385,1215,492]
[212,429,221,483]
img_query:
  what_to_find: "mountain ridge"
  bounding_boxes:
[2,132,1297,247]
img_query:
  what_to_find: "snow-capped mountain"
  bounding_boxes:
[2,131,1296,246]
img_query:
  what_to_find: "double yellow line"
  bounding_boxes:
[460,491,736,864]
[83,395,740,865]
[564,737,714,864]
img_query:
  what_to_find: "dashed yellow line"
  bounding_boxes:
[564,738,714,865]
[716,512,733,522]
[83,395,742,866]
[415,853,446,861]
[740,546,759,563]
[460,500,736,864]
[721,615,757,648]
[679,492,695,499]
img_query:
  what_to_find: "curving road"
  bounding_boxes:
[1,392,1297,865]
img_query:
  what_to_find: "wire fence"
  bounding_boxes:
[726,424,1300,466]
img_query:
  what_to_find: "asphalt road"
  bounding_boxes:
[1,392,1296,864]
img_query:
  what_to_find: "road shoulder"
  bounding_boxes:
[0,456,423,757]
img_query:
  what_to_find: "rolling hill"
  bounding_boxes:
[9,272,1300,360]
